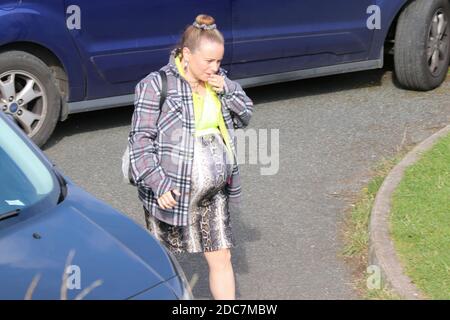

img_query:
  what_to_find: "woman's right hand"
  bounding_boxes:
[157,189,181,210]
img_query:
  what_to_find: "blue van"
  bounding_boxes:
[0,0,449,146]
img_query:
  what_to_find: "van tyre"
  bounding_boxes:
[0,50,61,147]
[394,0,450,91]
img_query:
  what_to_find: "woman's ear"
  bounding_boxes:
[182,47,191,62]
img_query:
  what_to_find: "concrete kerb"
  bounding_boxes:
[368,124,450,300]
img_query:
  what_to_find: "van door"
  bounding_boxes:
[230,0,375,79]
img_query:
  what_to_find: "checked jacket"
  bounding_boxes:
[128,50,253,226]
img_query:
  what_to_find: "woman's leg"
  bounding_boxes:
[204,248,235,300]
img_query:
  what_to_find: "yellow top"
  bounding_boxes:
[175,55,234,165]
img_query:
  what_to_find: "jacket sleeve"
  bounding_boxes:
[220,76,254,129]
[128,73,175,198]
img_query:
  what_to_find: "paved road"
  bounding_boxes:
[43,66,450,299]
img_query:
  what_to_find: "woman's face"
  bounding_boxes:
[183,39,224,82]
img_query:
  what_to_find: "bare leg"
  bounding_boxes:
[204,248,235,300]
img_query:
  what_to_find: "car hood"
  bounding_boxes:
[0,184,177,300]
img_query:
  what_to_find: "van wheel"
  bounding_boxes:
[394,0,450,91]
[0,51,61,147]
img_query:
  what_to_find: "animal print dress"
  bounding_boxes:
[144,130,235,254]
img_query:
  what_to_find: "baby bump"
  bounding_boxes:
[190,132,233,207]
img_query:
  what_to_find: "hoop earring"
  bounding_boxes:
[184,61,189,73]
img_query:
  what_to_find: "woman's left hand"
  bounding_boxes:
[207,74,225,94]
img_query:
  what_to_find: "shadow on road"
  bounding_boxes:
[44,57,395,150]
[250,55,397,105]
[43,106,135,150]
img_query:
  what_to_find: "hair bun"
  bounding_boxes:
[195,14,215,26]
[178,14,224,52]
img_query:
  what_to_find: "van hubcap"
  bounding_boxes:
[0,71,47,137]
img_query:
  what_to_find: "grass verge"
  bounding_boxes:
[390,133,450,300]
[341,155,407,300]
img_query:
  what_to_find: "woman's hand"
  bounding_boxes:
[207,74,225,94]
[157,189,181,210]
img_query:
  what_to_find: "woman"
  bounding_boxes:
[128,14,253,300]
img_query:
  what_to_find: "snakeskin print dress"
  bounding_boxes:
[144,130,235,254]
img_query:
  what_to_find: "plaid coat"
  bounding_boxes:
[128,50,253,226]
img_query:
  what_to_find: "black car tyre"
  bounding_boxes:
[394,0,450,91]
[0,51,61,147]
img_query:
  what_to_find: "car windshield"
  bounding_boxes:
[0,116,56,215]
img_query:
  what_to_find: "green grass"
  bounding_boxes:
[391,134,450,300]
[342,176,383,258]
[342,156,404,300]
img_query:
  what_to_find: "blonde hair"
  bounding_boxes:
[178,14,224,56]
